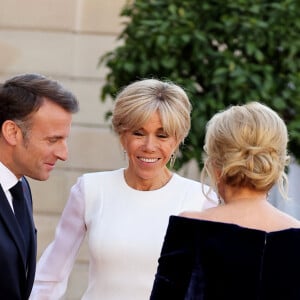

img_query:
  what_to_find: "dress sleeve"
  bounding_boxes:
[150,216,195,300]
[30,176,86,300]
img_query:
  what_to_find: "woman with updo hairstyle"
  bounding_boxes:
[203,101,289,201]
[150,102,300,300]
[31,78,217,300]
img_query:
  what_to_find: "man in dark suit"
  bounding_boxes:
[0,73,79,299]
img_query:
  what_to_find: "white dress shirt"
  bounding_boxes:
[0,161,19,211]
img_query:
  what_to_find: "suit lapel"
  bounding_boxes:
[0,184,28,268]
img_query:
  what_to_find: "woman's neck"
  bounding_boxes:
[220,186,268,205]
[124,167,172,191]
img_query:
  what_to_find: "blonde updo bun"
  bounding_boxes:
[203,102,290,198]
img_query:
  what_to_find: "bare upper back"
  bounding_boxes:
[180,201,300,232]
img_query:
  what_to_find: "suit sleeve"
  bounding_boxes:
[30,176,86,300]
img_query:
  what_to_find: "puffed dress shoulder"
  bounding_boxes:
[150,215,300,300]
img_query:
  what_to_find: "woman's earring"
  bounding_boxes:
[170,153,176,168]
[218,195,225,205]
[123,150,127,160]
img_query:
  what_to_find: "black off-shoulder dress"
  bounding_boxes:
[150,215,300,300]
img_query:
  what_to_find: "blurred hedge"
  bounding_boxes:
[100,0,300,170]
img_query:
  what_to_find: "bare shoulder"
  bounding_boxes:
[277,210,300,228]
[179,206,223,221]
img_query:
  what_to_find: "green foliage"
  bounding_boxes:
[100,0,300,170]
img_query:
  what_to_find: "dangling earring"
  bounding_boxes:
[170,153,176,168]
[123,150,127,160]
[218,195,225,205]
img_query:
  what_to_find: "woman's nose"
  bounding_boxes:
[143,136,157,151]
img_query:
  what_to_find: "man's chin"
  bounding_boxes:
[29,172,51,181]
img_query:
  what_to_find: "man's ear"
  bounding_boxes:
[1,120,19,145]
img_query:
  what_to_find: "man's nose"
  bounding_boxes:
[55,141,68,161]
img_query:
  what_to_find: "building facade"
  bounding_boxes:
[0,1,199,298]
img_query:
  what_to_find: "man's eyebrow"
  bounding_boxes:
[46,135,65,140]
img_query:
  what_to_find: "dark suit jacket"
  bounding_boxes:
[0,177,36,300]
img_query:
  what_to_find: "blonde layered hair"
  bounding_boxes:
[112,79,191,145]
[202,102,290,199]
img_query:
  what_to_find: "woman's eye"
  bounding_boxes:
[133,131,143,136]
[157,133,168,138]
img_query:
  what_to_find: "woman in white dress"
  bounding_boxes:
[30,79,216,300]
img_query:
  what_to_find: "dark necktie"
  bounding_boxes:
[10,181,30,262]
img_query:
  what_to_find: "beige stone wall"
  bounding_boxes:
[0,1,199,298]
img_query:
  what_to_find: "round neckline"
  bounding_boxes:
[121,168,175,192]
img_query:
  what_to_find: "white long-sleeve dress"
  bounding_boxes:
[30,168,216,300]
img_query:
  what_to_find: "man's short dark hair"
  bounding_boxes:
[0,73,79,128]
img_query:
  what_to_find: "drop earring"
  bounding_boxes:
[170,153,176,168]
